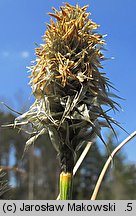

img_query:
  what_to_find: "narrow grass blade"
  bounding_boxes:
[91,130,136,200]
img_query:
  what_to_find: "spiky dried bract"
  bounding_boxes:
[14,3,120,172]
[0,172,11,199]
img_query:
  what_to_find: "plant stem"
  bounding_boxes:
[57,142,93,200]
[60,172,73,200]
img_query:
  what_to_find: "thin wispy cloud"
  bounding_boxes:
[20,51,30,59]
[1,50,30,59]
[1,51,10,57]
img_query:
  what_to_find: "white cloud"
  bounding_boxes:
[20,51,30,58]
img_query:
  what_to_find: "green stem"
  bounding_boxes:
[60,172,73,200]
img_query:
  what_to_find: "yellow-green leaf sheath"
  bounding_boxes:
[60,172,73,200]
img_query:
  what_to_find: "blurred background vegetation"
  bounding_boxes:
[0,110,136,200]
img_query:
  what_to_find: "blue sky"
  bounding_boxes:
[0,0,136,163]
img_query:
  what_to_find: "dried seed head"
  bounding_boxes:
[29,3,105,99]
[12,3,123,171]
